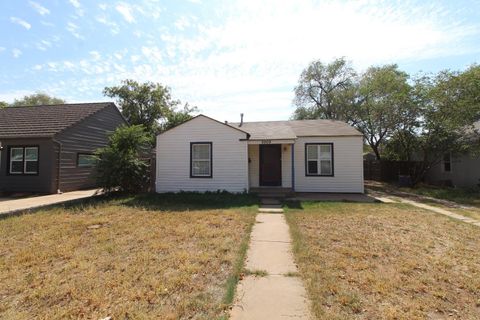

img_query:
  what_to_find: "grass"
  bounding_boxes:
[399,184,480,207]
[0,193,257,319]
[286,201,480,320]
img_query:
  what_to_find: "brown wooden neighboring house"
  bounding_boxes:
[0,102,127,194]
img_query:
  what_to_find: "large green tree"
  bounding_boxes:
[11,92,65,106]
[104,79,187,136]
[293,57,357,121]
[0,101,7,108]
[160,103,198,132]
[355,64,417,160]
[400,65,480,184]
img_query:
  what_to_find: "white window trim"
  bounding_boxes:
[191,142,212,178]
[9,147,24,174]
[306,143,333,176]
[24,147,39,174]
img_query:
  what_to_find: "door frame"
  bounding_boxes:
[259,144,282,186]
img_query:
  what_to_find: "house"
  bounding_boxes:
[426,121,480,188]
[0,102,127,194]
[156,114,364,193]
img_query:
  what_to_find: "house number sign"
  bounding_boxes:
[261,140,272,144]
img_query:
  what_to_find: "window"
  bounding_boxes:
[305,143,333,176]
[190,142,212,178]
[443,153,451,172]
[9,146,39,174]
[77,153,97,167]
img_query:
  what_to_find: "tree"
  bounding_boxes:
[293,57,357,121]
[403,65,480,184]
[355,64,416,160]
[160,103,198,132]
[11,92,65,106]
[0,101,7,108]
[95,125,151,193]
[103,80,180,136]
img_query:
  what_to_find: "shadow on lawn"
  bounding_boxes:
[60,191,259,212]
[123,191,259,211]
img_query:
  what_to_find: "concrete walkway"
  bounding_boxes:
[230,213,312,320]
[0,189,102,217]
[375,195,480,227]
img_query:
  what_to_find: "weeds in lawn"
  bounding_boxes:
[243,269,269,277]
[0,193,257,319]
[286,202,480,319]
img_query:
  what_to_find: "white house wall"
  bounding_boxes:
[294,136,364,193]
[156,116,249,193]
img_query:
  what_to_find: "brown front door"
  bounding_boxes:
[260,144,282,186]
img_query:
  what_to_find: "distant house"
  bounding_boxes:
[426,121,480,188]
[0,103,127,194]
[156,114,364,193]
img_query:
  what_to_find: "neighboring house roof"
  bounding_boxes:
[230,119,362,140]
[0,102,120,138]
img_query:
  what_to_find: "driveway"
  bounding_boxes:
[0,189,103,217]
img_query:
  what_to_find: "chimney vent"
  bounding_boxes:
[224,120,228,124]
[239,113,244,127]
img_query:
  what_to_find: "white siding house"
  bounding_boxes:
[156,115,249,193]
[156,115,364,193]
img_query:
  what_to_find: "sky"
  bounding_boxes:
[0,0,479,122]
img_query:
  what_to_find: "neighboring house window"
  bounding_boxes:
[190,142,212,178]
[305,143,333,176]
[77,153,97,167]
[443,153,451,172]
[9,146,39,174]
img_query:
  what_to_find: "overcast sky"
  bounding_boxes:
[1,0,479,122]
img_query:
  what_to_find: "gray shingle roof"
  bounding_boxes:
[0,102,115,138]
[230,119,362,140]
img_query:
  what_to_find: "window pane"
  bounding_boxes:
[444,162,451,172]
[25,147,38,161]
[307,160,318,174]
[11,148,24,161]
[193,160,210,176]
[25,161,38,173]
[78,154,97,167]
[320,160,332,175]
[193,144,210,160]
[307,145,318,160]
[11,161,23,173]
[319,145,331,159]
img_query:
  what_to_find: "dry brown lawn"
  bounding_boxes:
[286,202,480,320]
[0,194,257,320]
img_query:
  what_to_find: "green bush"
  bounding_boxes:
[96,125,152,193]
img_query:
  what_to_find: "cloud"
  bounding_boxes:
[116,3,135,23]
[98,3,107,10]
[68,0,84,16]
[69,0,80,8]
[10,17,31,30]
[29,1,50,15]
[66,22,83,39]
[89,51,101,60]
[0,47,5,53]
[40,20,54,27]
[11,0,480,121]
[174,16,191,31]
[36,40,52,51]
[96,15,120,34]
[12,49,22,58]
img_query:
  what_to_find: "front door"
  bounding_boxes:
[259,144,282,186]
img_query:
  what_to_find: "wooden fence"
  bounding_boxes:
[364,160,421,183]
